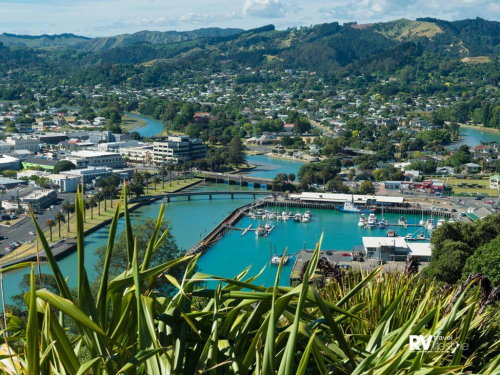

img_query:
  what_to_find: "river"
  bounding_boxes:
[4,119,498,306]
[449,126,500,149]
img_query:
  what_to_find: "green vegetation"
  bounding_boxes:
[425,214,500,285]
[0,188,498,373]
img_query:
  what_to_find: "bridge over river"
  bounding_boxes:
[161,190,271,202]
[195,171,276,188]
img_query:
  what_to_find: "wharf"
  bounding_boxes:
[187,201,265,255]
[263,199,454,218]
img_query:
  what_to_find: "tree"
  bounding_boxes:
[228,136,246,166]
[326,177,350,193]
[358,180,375,195]
[94,191,104,215]
[62,201,74,234]
[53,160,76,173]
[94,219,183,295]
[46,218,56,242]
[424,240,471,284]
[288,173,296,182]
[152,175,160,191]
[462,235,500,286]
[130,182,145,197]
[55,211,65,238]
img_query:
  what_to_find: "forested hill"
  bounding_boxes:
[0,18,498,86]
[77,27,245,51]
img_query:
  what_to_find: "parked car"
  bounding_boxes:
[5,246,12,252]
[0,236,7,240]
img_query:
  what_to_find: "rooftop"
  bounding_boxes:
[362,237,408,249]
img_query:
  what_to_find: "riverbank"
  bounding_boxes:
[121,113,147,133]
[459,123,500,134]
[0,177,203,268]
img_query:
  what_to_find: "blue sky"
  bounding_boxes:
[0,0,498,36]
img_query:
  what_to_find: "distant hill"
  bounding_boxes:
[0,18,497,85]
[0,33,90,48]
[77,28,244,51]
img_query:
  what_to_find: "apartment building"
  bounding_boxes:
[152,136,207,165]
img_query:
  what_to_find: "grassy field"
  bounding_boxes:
[443,177,499,196]
[0,178,202,266]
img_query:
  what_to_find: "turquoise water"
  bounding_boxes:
[127,112,165,137]
[245,155,304,179]
[450,126,500,149]
[197,210,428,286]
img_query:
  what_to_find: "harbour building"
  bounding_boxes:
[153,136,207,165]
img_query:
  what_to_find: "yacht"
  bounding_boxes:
[425,219,435,231]
[437,218,446,227]
[293,213,302,222]
[366,213,377,228]
[405,233,413,240]
[378,219,387,228]
[271,254,289,265]
[358,214,367,227]
[256,226,267,236]
[416,233,426,240]
[397,216,407,225]
[301,215,310,223]
[281,211,289,221]
[448,218,456,223]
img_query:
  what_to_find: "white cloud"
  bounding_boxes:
[319,0,500,23]
[242,0,287,18]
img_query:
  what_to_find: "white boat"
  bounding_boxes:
[271,254,289,265]
[366,213,377,228]
[417,233,426,240]
[425,219,435,231]
[448,218,456,223]
[437,218,446,227]
[256,226,267,236]
[405,233,413,240]
[397,216,407,225]
[293,213,302,222]
[378,219,387,228]
[305,210,312,217]
[419,219,425,226]
[301,215,310,223]
[281,211,289,221]
[358,214,367,227]
[339,200,374,214]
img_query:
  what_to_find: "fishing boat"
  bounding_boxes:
[358,214,367,227]
[271,254,289,265]
[338,200,374,214]
[366,213,377,228]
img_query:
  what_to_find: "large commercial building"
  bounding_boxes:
[153,136,207,165]
[65,151,124,169]
[20,189,58,212]
[118,145,154,164]
[60,166,113,184]
[0,155,21,171]
[47,174,81,193]
[5,136,40,153]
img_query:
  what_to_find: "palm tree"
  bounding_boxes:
[152,175,160,191]
[159,165,167,189]
[55,211,65,238]
[46,218,56,242]
[143,172,151,194]
[94,191,103,216]
[62,201,74,234]
[89,195,97,219]
[167,162,174,186]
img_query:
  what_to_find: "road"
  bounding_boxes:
[0,193,75,250]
